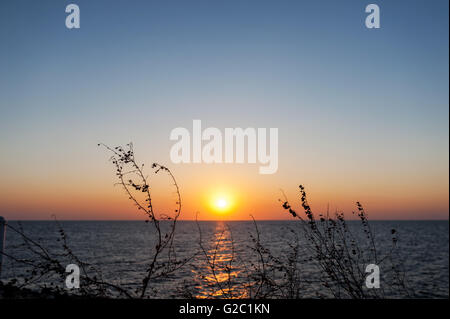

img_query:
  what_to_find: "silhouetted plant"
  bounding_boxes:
[193,186,412,299]
[0,147,413,299]
[279,185,412,298]
[194,216,305,299]
[98,143,188,298]
[0,143,191,298]
[1,220,131,298]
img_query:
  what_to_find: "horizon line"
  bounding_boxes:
[2,218,449,222]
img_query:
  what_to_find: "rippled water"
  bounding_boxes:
[1,220,448,298]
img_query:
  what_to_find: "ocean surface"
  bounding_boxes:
[1,220,448,298]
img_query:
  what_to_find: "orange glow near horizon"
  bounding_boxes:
[0,171,448,220]
[0,153,448,221]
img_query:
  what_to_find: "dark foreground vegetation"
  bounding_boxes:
[0,144,412,299]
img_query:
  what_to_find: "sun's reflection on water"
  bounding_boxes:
[192,222,248,298]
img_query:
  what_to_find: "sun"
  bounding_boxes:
[203,187,239,217]
[208,192,234,214]
[216,198,228,209]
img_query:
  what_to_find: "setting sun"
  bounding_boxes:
[213,196,231,213]
[206,190,237,216]
[216,198,228,209]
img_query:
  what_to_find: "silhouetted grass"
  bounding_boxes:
[0,144,412,299]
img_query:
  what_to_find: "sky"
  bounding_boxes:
[0,0,448,220]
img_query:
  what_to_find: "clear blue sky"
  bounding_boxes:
[0,0,448,219]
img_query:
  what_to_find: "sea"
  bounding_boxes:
[1,220,448,299]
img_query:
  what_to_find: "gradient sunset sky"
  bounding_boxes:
[0,0,448,220]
